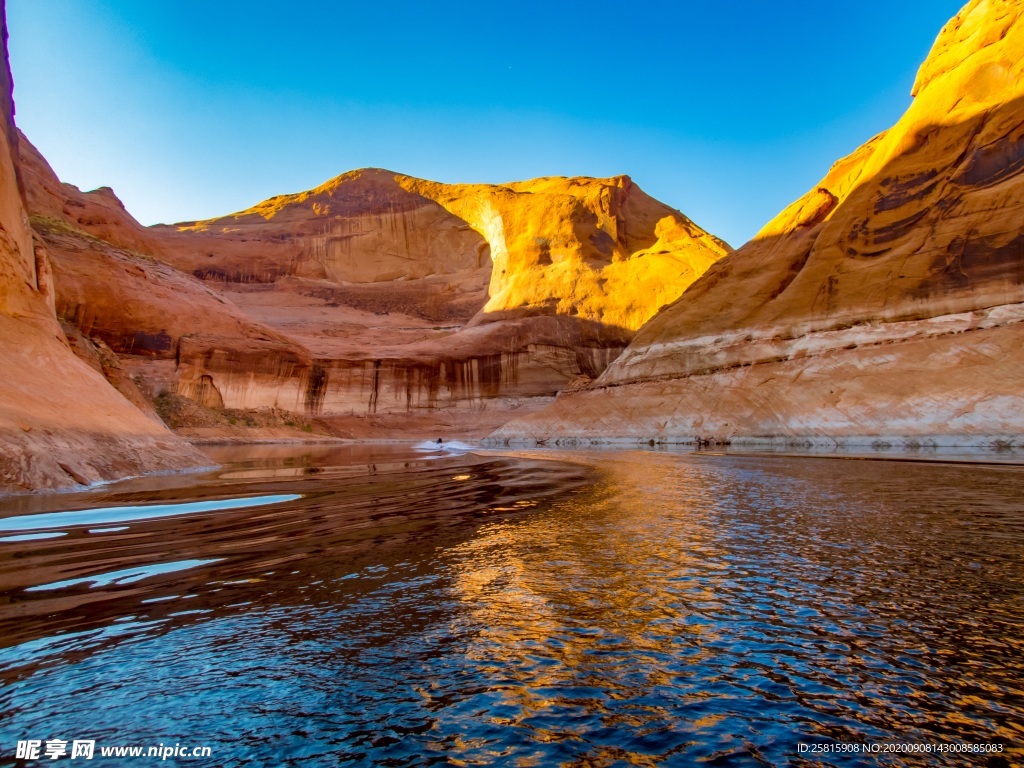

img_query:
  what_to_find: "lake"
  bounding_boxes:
[0,444,1021,766]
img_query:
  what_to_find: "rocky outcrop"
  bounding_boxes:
[0,5,208,493]
[145,170,728,435]
[17,124,728,439]
[399,175,730,331]
[19,135,170,260]
[493,0,1024,447]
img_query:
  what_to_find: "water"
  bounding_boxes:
[0,445,1021,766]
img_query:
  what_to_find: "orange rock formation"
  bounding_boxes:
[494,0,1024,447]
[399,175,729,331]
[141,170,729,436]
[0,9,207,493]
[17,125,728,442]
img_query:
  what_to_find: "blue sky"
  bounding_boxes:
[7,0,964,247]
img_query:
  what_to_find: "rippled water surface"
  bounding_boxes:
[0,444,1021,766]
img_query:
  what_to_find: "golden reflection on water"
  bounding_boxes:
[448,453,727,763]
[443,450,1024,764]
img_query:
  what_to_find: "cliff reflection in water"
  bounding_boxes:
[0,445,1021,767]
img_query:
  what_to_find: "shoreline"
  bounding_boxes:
[184,436,486,446]
[0,438,485,502]
[477,437,1024,467]
[689,449,1024,467]
[5,433,1022,501]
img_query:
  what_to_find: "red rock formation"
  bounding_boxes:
[19,128,727,439]
[146,170,729,436]
[0,4,207,493]
[494,0,1024,447]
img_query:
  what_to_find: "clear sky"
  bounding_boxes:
[7,0,965,247]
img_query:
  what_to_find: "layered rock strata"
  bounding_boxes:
[107,170,724,435]
[493,0,1024,447]
[18,122,728,438]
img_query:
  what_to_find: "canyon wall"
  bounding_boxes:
[0,5,207,493]
[146,171,728,436]
[399,175,730,331]
[493,0,1024,447]
[19,128,728,438]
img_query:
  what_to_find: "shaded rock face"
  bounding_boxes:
[154,169,492,288]
[0,5,207,493]
[175,317,629,430]
[19,138,169,261]
[494,0,1024,446]
[20,135,292,357]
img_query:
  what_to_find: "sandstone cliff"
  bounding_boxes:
[144,170,728,436]
[0,5,207,493]
[399,175,730,331]
[17,125,727,439]
[493,0,1024,447]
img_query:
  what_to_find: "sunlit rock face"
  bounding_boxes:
[140,170,728,435]
[0,12,207,492]
[494,0,1024,446]
[399,174,731,331]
